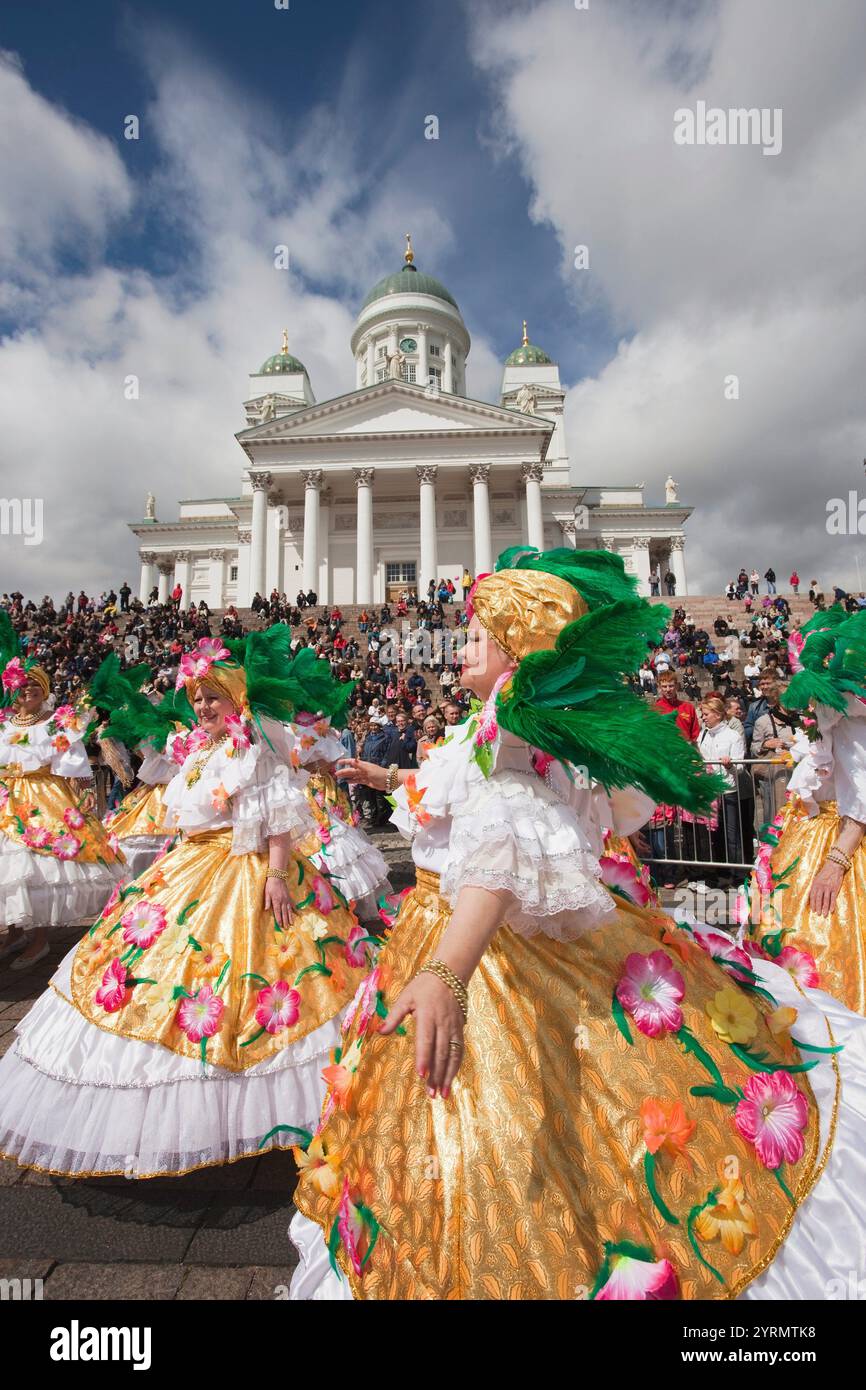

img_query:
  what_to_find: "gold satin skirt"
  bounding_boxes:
[105,782,168,841]
[293,869,828,1300]
[0,771,124,866]
[70,828,370,1072]
[752,798,866,1015]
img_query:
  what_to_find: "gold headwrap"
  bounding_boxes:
[185,664,248,713]
[23,665,51,698]
[472,569,588,663]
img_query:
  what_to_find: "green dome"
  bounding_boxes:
[259,350,307,376]
[361,263,459,312]
[506,340,552,367]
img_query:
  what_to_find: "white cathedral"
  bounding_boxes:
[130,237,691,608]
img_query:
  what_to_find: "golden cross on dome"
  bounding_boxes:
[281,328,289,354]
[404,233,415,265]
[522,320,529,346]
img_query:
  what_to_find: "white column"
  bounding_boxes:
[416,324,428,388]
[670,534,688,597]
[417,465,438,592]
[631,536,652,596]
[139,552,156,603]
[387,322,399,361]
[157,560,172,604]
[318,487,331,604]
[444,341,454,393]
[236,529,252,605]
[470,464,492,576]
[353,467,375,604]
[207,550,225,608]
[265,502,282,595]
[301,469,323,595]
[365,337,375,387]
[248,471,271,603]
[521,462,545,551]
[173,552,191,610]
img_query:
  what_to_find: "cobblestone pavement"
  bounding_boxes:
[0,831,414,1301]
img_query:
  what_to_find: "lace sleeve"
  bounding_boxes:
[441,771,615,942]
[231,754,315,856]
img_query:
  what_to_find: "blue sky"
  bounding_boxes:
[1,0,864,596]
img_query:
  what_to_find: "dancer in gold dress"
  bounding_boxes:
[748,608,866,1012]
[0,629,374,1177]
[288,550,864,1301]
[0,616,125,971]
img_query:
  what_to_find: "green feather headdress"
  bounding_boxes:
[214,626,355,728]
[480,547,725,815]
[88,652,195,751]
[784,606,866,713]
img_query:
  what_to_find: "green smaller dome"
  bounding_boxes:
[506,321,552,366]
[259,331,307,376]
[506,342,552,366]
[259,351,307,376]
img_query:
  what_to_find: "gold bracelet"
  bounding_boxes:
[418,958,469,1022]
[385,762,399,793]
[827,847,852,873]
[266,867,292,882]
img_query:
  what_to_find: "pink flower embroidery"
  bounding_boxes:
[120,900,168,949]
[599,855,652,908]
[52,833,82,861]
[1,658,27,692]
[0,785,8,811]
[23,825,53,851]
[196,637,230,663]
[337,1177,370,1277]
[254,979,301,1034]
[734,1071,809,1169]
[52,704,77,729]
[176,985,225,1042]
[777,945,820,988]
[615,951,685,1038]
[101,881,125,917]
[63,806,86,831]
[691,927,752,976]
[343,967,381,1037]
[95,958,132,1013]
[594,1251,679,1301]
[344,924,368,970]
[224,712,252,751]
[311,874,336,914]
[318,823,332,847]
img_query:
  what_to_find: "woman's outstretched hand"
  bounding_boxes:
[381,974,465,1100]
[335,757,387,791]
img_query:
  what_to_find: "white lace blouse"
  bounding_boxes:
[161,720,316,855]
[390,725,628,941]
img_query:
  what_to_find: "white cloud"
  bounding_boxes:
[0,50,132,273]
[470,0,866,591]
[0,34,467,595]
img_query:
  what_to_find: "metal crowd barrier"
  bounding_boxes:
[644,756,790,880]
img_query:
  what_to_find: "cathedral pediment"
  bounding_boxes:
[236,380,554,447]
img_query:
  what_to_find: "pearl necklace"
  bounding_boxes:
[11,710,44,727]
[185,733,228,788]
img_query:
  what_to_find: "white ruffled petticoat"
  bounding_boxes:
[310,820,391,921]
[0,945,343,1178]
[0,836,125,932]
